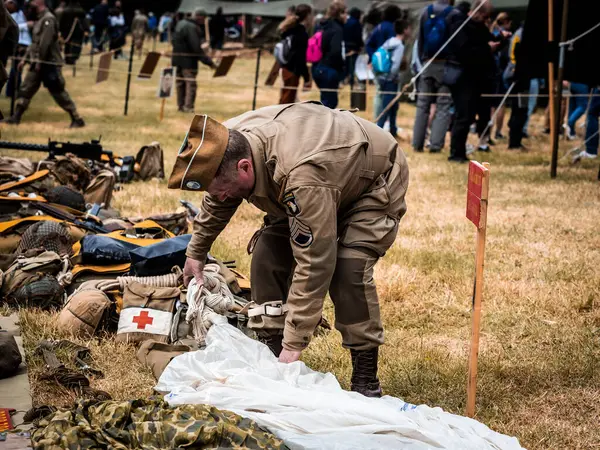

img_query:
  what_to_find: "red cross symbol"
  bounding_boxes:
[132,310,154,330]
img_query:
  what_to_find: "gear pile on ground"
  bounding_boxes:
[0,142,258,381]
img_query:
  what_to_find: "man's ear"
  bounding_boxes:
[237,158,252,173]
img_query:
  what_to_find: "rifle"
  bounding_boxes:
[33,202,110,234]
[0,139,135,183]
[0,138,113,164]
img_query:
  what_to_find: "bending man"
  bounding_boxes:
[168,102,409,397]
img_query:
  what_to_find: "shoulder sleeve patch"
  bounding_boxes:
[282,191,300,216]
[290,218,313,247]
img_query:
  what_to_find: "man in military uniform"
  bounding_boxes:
[171,8,216,113]
[168,102,409,397]
[2,0,84,127]
[131,9,148,58]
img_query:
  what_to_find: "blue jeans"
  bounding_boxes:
[376,80,399,135]
[523,78,541,133]
[567,83,589,134]
[585,89,600,155]
[312,64,341,109]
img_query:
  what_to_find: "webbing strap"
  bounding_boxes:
[248,302,288,318]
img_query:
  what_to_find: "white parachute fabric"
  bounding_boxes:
[156,324,523,450]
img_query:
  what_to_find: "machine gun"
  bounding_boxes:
[0,138,113,164]
[0,138,135,183]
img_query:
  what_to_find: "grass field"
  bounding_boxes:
[1,41,599,449]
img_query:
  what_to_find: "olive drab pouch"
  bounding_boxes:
[57,288,112,337]
[84,169,116,208]
[136,340,190,380]
[134,142,164,181]
[116,281,179,344]
[130,212,188,236]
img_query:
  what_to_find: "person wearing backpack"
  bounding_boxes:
[311,2,346,109]
[375,19,411,137]
[412,0,459,153]
[276,4,312,104]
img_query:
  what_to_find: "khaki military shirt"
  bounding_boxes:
[188,102,409,351]
[26,9,62,65]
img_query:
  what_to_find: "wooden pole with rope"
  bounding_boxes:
[547,0,557,177]
[159,98,166,122]
[550,0,570,178]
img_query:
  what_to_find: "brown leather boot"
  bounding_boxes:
[350,348,383,398]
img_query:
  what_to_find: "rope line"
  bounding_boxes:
[560,20,600,48]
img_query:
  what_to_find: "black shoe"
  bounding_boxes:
[350,348,382,398]
[429,148,442,153]
[508,144,528,151]
[522,131,529,139]
[448,155,470,163]
[477,145,491,153]
[487,138,496,146]
[69,118,85,128]
[543,127,550,134]
[495,132,506,140]
[413,147,424,153]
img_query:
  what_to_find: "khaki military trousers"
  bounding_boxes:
[176,68,197,112]
[16,65,80,118]
[250,218,386,351]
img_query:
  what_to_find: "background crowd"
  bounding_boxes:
[2,0,598,163]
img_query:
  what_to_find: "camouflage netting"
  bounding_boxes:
[16,220,73,256]
[31,399,288,450]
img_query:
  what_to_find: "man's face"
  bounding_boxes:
[6,1,17,14]
[206,158,255,202]
[472,6,493,23]
[195,15,205,25]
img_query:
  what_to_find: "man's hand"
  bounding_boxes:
[279,348,302,363]
[183,257,205,287]
[489,41,501,52]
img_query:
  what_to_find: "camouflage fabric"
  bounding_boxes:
[31,399,287,450]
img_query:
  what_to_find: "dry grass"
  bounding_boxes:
[2,40,600,449]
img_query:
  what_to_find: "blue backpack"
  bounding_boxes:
[422,5,453,58]
[372,44,392,74]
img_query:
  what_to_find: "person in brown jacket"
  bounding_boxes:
[2,0,84,127]
[168,102,409,397]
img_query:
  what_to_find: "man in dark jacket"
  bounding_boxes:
[343,8,363,88]
[209,7,226,50]
[412,0,459,153]
[59,1,88,65]
[90,0,109,52]
[171,8,216,113]
[447,0,501,162]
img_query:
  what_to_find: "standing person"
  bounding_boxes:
[376,19,411,137]
[522,78,541,137]
[490,12,511,140]
[343,7,363,89]
[411,0,458,153]
[566,82,589,140]
[311,2,346,109]
[168,102,409,397]
[447,0,499,162]
[158,12,172,43]
[131,9,148,58]
[58,1,88,65]
[5,0,30,99]
[147,12,157,42]
[171,8,216,113]
[2,0,84,127]
[209,7,226,50]
[573,87,600,162]
[108,4,125,59]
[366,4,401,120]
[505,24,528,150]
[90,0,109,52]
[0,1,18,97]
[277,3,311,104]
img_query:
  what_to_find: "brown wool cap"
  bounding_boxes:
[167,114,229,191]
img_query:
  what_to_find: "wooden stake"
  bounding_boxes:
[466,162,490,418]
[551,0,570,178]
[159,98,166,122]
[242,14,247,47]
[547,0,557,176]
